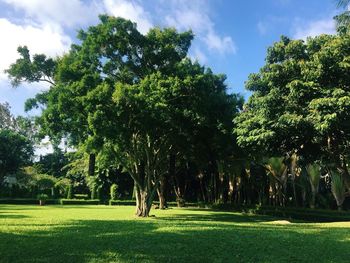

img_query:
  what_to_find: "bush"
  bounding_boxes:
[37,193,49,201]
[108,200,200,207]
[74,194,89,200]
[60,199,100,205]
[36,174,57,191]
[109,200,136,206]
[0,198,59,204]
[110,184,118,200]
[55,178,71,197]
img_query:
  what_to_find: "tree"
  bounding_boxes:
[335,0,350,35]
[234,32,350,195]
[306,163,321,208]
[0,102,17,130]
[337,0,350,8]
[0,129,33,182]
[6,15,242,215]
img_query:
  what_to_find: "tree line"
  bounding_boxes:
[2,7,350,216]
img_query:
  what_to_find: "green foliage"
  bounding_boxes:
[0,102,17,130]
[35,174,57,191]
[110,184,118,201]
[334,11,350,35]
[331,171,346,209]
[266,157,286,178]
[55,178,71,197]
[0,129,33,180]
[235,31,350,179]
[0,199,59,204]
[306,163,321,208]
[307,164,321,189]
[36,193,48,201]
[5,46,56,87]
[74,194,89,200]
[36,147,68,178]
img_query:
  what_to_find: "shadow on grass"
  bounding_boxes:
[0,212,30,219]
[155,210,279,223]
[1,211,350,263]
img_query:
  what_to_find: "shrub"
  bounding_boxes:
[108,200,200,207]
[0,198,59,204]
[109,200,136,206]
[55,178,71,197]
[74,194,89,200]
[37,193,49,206]
[110,184,118,201]
[36,174,57,191]
[60,199,100,205]
[37,193,49,201]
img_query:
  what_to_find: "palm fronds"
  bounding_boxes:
[331,171,346,210]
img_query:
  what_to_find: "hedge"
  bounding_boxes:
[212,203,350,222]
[109,200,201,207]
[0,198,59,205]
[74,194,89,200]
[109,200,136,206]
[60,199,100,205]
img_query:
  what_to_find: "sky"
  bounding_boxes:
[0,0,343,117]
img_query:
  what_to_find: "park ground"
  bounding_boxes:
[0,205,350,263]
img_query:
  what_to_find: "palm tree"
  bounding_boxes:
[331,171,346,210]
[337,0,350,8]
[266,157,287,206]
[335,1,350,34]
[306,163,320,209]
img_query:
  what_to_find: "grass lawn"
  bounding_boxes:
[0,205,350,263]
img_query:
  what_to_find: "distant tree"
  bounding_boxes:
[335,0,350,35]
[0,129,33,182]
[0,102,17,130]
[36,146,68,178]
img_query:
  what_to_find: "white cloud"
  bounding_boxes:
[2,0,101,28]
[257,21,268,35]
[293,18,336,40]
[103,0,153,34]
[163,0,236,55]
[190,48,208,65]
[204,32,236,54]
[0,18,71,81]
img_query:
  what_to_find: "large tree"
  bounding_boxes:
[235,31,350,192]
[7,15,241,216]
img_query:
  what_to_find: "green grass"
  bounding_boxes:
[1,205,350,263]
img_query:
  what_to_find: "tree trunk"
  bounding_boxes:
[157,175,167,209]
[88,153,96,177]
[310,189,316,209]
[135,186,152,217]
[228,175,234,204]
[340,158,350,191]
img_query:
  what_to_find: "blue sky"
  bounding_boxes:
[0,0,342,117]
